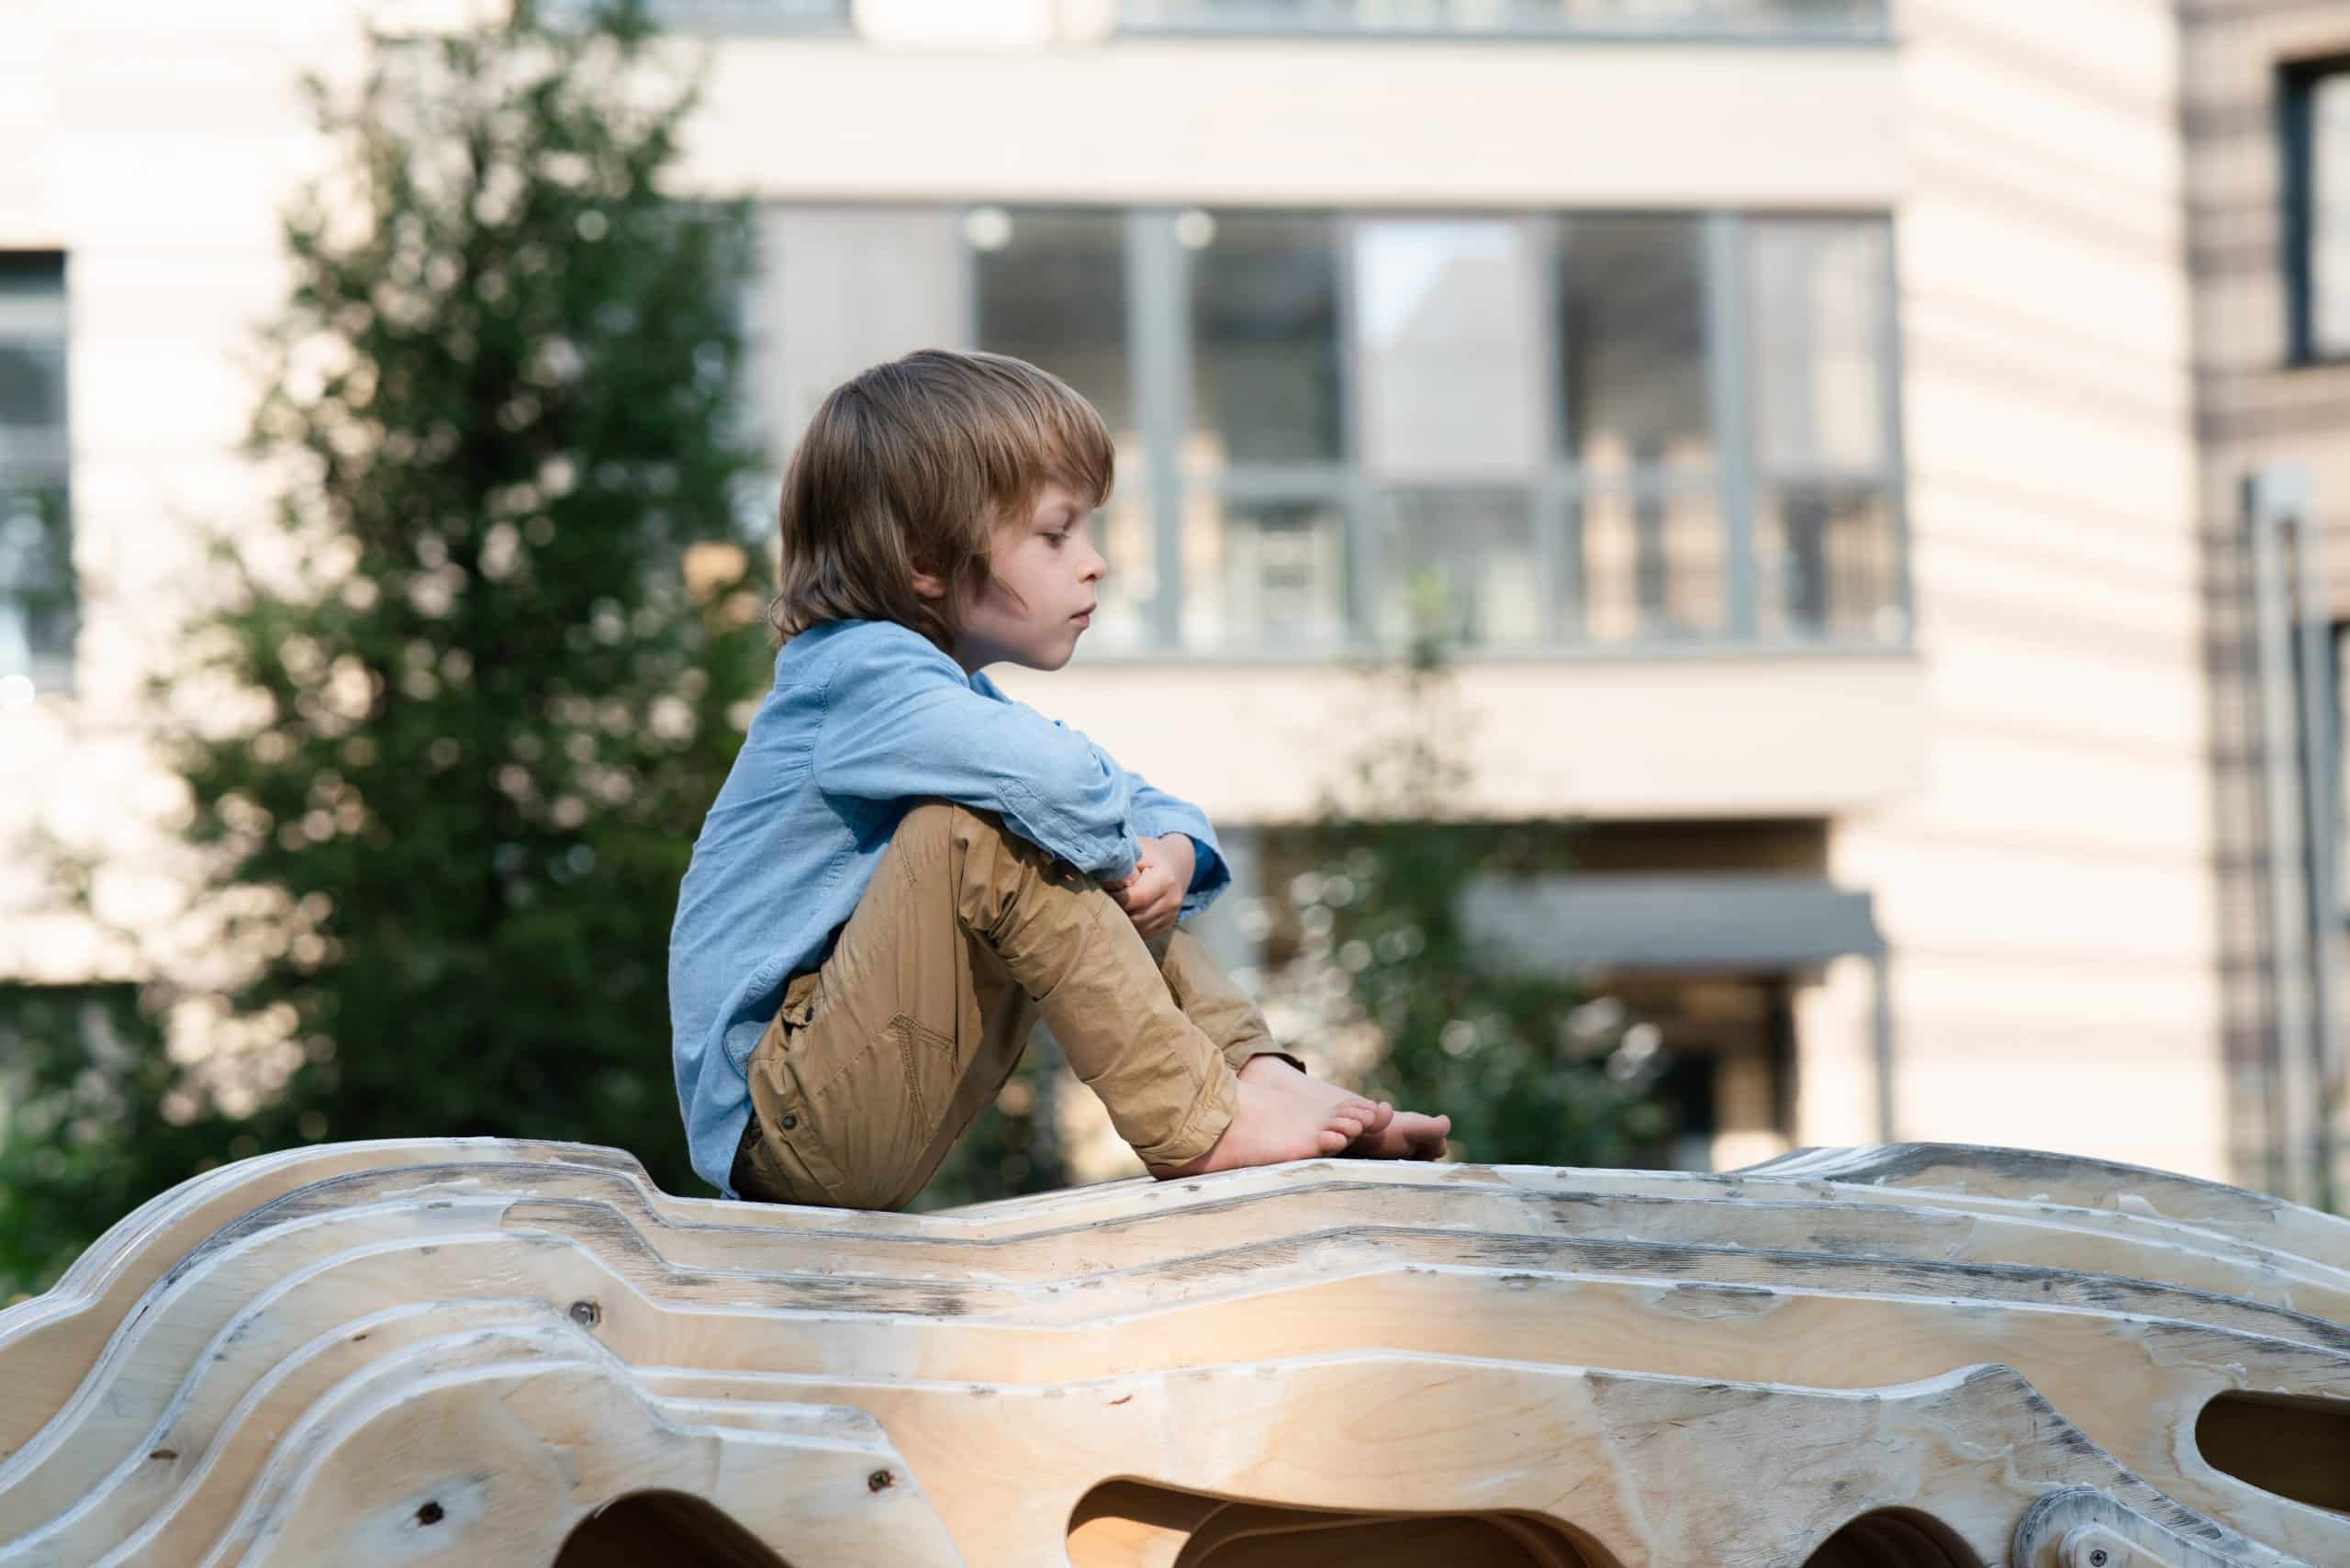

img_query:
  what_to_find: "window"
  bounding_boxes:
[2286,58,2350,364]
[0,252,70,700]
[751,207,966,449]
[749,206,1907,658]
[1184,211,1348,650]
[1745,218,1903,640]
[1123,0,1889,40]
[1561,216,1719,642]
[970,209,1158,654]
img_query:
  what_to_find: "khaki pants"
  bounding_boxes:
[732,801,1295,1211]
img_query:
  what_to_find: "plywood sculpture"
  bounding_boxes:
[3,1140,2348,1565]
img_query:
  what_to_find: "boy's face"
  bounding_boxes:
[933,481,1106,676]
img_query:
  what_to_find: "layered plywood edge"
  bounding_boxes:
[3,1143,2348,1565]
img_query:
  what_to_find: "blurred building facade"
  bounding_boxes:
[6,0,2347,1186]
[2183,1,2350,1206]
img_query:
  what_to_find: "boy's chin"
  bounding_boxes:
[987,642,1077,675]
[1024,642,1080,672]
[1015,627,1086,670]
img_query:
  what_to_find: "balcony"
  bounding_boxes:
[750,204,1911,663]
[1119,0,1891,42]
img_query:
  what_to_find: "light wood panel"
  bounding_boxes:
[0,1140,2341,1566]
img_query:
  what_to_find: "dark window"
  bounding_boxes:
[2284,57,2350,364]
[0,252,70,698]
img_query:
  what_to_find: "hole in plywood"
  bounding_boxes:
[1800,1506,1984,1567]
[552,1489,789,1568]
[1067,1479,1616,1566]
[2197,1390,2350,1515]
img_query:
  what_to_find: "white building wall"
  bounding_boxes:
[0,2,364,982]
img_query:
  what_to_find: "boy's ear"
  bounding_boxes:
[908,549,953,603]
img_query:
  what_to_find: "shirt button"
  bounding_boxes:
[779,1113,798,1130]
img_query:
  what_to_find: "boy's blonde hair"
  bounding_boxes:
[767,348,1115,655]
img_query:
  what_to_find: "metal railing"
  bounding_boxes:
[1121,0,1892,41]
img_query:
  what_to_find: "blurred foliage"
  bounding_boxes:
[1,0,774,1297]
[0,988,177,1297]
[1251,580,1673,1169]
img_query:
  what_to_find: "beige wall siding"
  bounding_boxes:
[1812,0,2225,1175]
[991,655,1930,823]
[683,36,1907,209]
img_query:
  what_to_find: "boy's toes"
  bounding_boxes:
[1406,1113,1451,1159]
[1351,1110,1450,1161]
[1315,1126,1350,1155]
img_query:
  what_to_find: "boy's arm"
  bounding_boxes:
[1124,769,1232,922]
[812,632,1144,882]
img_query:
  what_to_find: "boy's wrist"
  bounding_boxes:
[1149,832,1197,886]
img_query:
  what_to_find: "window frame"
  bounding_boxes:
[0,250,73,697]
[2282,52,2350,368]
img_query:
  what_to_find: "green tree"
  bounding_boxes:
[1252,579,1672,1168]
[1,0,770,1296]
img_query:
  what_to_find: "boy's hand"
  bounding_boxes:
[1106,834,1193,939]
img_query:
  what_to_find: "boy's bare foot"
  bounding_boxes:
[1235,1054,1445,1160]
[1237,1054,1391,1138]
[1153,1073,1371,1180]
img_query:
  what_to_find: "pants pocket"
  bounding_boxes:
[730,1103,801,1204]
[741,1019,853,1206]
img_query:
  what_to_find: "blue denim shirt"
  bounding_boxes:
[668,618,1231,1195]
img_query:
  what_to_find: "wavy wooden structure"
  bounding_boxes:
[3,1140,2348,1565]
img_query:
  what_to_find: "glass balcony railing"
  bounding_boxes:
[1123,0,1889,39]
[543,0,849,30]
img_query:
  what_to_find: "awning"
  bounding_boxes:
[1458,872,1885,973]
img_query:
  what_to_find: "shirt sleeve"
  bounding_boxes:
[813,629,1143,881]
[1125,769,1232,922]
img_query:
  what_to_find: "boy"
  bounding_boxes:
[669,348,1448,1209]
